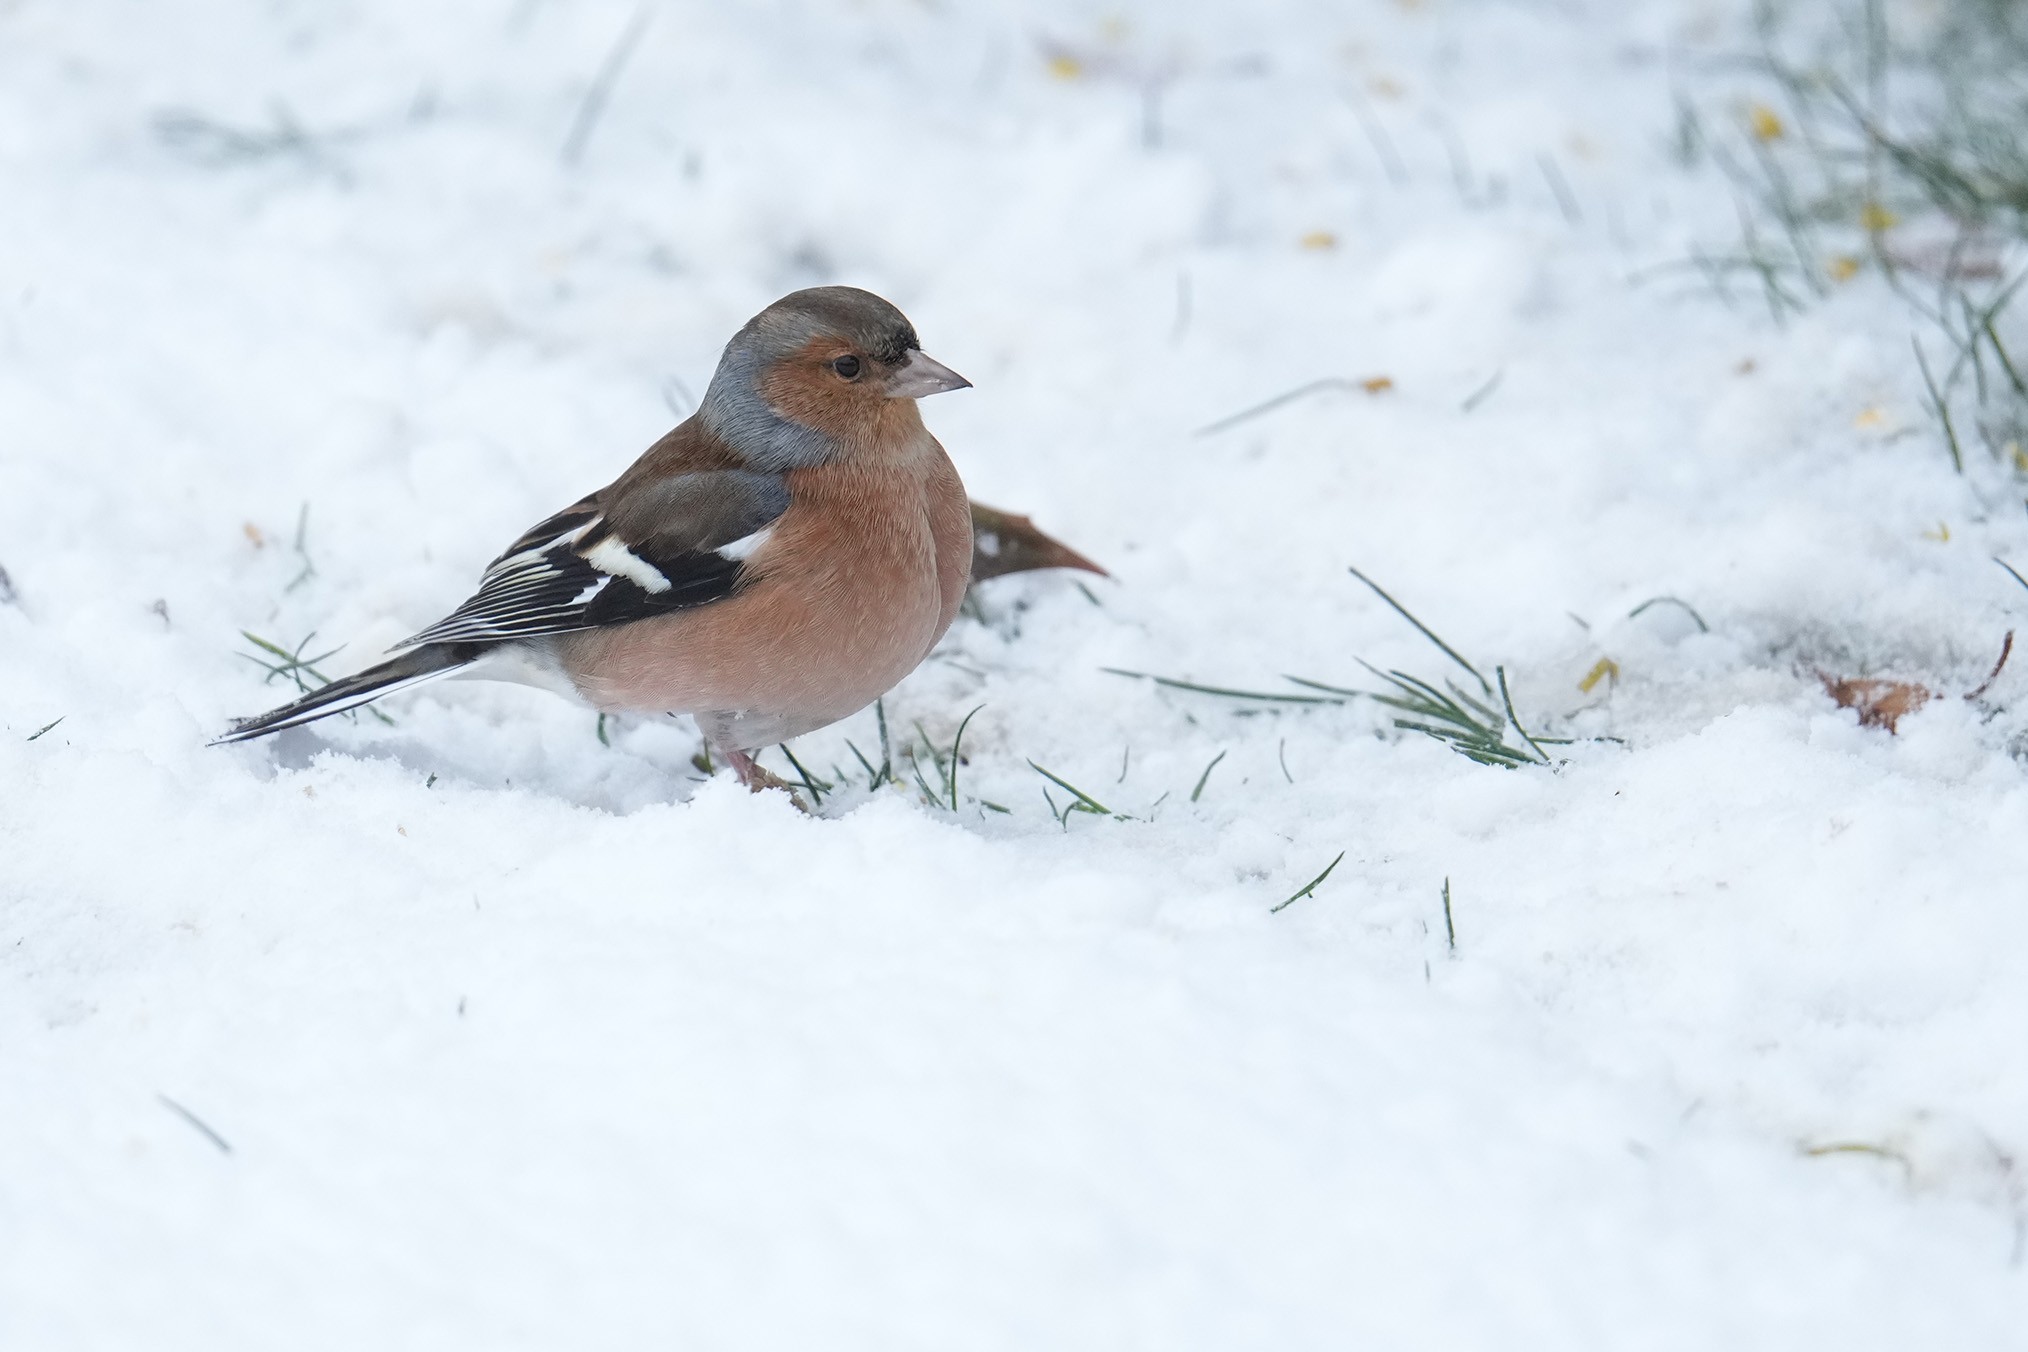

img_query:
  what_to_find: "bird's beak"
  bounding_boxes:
[885,349,972,399]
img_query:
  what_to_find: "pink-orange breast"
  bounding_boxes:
[555,433,971,734]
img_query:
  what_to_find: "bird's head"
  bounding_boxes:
[700,286,970,470]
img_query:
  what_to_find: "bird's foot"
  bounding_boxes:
[723,747,810,812]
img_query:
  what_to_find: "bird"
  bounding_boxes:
[218,286,975,795]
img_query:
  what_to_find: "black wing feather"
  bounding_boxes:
[395,472,788,649]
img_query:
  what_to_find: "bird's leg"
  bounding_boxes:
[721,745,807,808]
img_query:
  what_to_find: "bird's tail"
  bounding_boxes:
[212,643,480,744]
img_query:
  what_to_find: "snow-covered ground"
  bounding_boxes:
[7,0,2028,1345]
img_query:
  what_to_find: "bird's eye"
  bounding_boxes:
[831,355,862,380]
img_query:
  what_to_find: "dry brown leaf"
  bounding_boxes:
[970,501,1107,583]
[1820,631,2013,730]
[1819,675,1933,732]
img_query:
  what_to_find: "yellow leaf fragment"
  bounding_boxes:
[1802,1141,1913,1170]
[1827,254,1862,282]
[1749,104,1785,141]
[1578,657,1619,694]
[1046,53,1082,80]
[1860,201,1898,232]
[243,522,266,547]
[1921,521,1951,543]
[1299,230,1338,250]
[1852,406,1888,430]
[1360,375,1394,394]
[2008,441,2028,473]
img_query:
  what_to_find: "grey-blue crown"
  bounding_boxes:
[700,287,920,471]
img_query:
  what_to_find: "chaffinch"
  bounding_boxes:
[220,286,974,793]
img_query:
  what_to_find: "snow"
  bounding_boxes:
[5,0,2027,1345]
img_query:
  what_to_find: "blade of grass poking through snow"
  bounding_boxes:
[947,705,984,810]
[559,6,651,166]
[1027,761,1120,825]
[284,502,315,593]
[1271,851,1345,913]
[1346,565,1492,695]
[1190,749,1227,802]
[1354,660,1548,769]
[1912,336,1965,473]
[1282,675,1367,697]
[238,630,395,725]
[26,716,64,742]
[1195,377,1375,437]
[777,744,826,806]
[156,1094,231,1154]
[911,721,947,806]
[1442,877,1457,953]
[240,630,342,693]
[910,755,942,806]
[1979,279,2028,398]
[1997,556,2028,596]
[1628,595,1711,631]
[1497,667,1555,766]
[1102,668,1346,705]
[1460,369,1504,412]
[845,740,888,790]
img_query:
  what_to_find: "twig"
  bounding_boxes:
[1964,631,2014,700]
